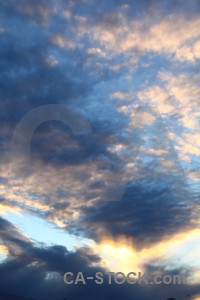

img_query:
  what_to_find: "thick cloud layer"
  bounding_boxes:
[0,0,200,299]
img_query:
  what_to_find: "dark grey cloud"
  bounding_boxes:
[76,176,193,248]
[0,221,199,300]
[0,216,32,256]
[0,1,199,299]
[0,245,199,300]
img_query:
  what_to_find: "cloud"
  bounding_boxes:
[0,1,200,298]
[87,48,106,57]
[51,35,75,49]
[72,7,200,62]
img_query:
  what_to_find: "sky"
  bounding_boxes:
[0,0,200,299]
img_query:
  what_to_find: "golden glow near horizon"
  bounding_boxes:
[0,0,200,298]
[89,228,200,283]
